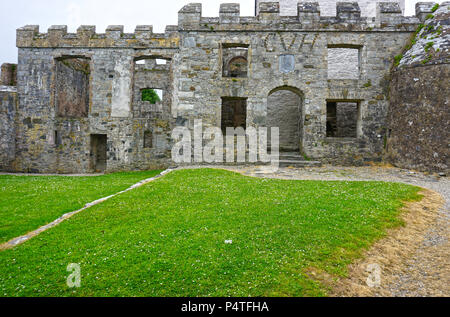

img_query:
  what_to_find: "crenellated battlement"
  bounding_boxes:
[16,24,180,48]
[17,1,436,48]
[177,2,421,32]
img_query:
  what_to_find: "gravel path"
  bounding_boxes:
[221,165,449,297]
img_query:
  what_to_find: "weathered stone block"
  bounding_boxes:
[415,2,438,22]
[337,2,361,21]
[220,3,240,24]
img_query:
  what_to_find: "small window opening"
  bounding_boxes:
[222,44,249,78]
[144,131,153,148]
[134,57,170,69]
[327,101,359,138]
[54,130,61,146]
[141,89,163,104]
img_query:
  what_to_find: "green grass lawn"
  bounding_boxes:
[0,170,162,244]
[0,169,421,297]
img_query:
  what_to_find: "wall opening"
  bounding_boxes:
[55,56,90,117]
[328,46,361,80]
[134,56,170,69]
[144,131,153,149]
[267,87,303,153]
[90,134,107,173]
[326,101,359,138]
[141,88,163,104]
[222,44,249,78]
[133,56,169,113]
[54,130,61,146]
[221,97,247,135]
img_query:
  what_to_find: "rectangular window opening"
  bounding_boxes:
[144,131,153,149]
[55,56,90,118]
[222,44,249,78]
[328,46,360,80]
[54,130,61,146]
[221,97,247,135]
[327,101,359,138]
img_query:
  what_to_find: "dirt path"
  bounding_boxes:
[221,165,449,297]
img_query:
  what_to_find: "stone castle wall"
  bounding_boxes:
[1,1,436,173]
[0,87,17,171]
[386,2,450,174]
[387,64,449,173]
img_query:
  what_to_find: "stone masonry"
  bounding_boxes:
[1,1,446,174]
[256,0,406,16]
[386,2,450,174]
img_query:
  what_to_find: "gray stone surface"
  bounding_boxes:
[0,90,17,171]
[386,3,449,174]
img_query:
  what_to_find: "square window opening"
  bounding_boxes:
[328,47,360,80]
[327,101,360,138]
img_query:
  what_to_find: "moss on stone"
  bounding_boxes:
[431,4,439,13]
[394,54,403,67]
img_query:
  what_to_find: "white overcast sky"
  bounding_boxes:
[0,0,443,63]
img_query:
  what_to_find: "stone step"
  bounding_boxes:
[279,154,305,160]
[275,160,323,168]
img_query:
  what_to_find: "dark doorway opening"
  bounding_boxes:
[221,97,247,135]
[90,134,107,173]
[267,87,303,153]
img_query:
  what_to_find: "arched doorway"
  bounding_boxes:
[267,86,303,153]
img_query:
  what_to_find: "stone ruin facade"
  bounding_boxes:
[0,1,447,174]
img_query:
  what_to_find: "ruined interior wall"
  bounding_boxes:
[0,89,17,171]
[55,58,90,118]
[14,47,175,174]
[336,102,358,138]
[1,64,17,86]
[132,59,174,167]
[387,64,449,173]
